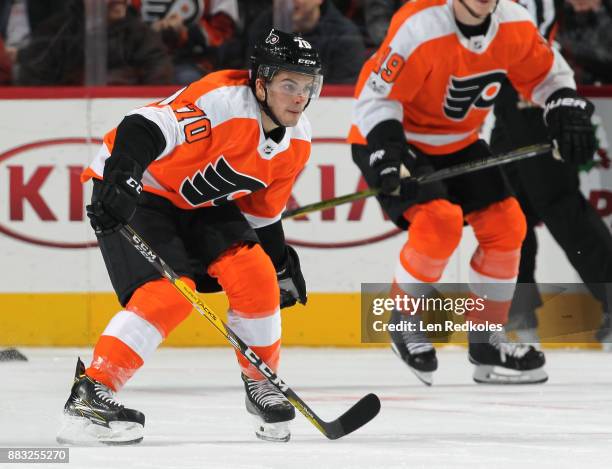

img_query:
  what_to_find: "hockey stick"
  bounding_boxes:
[282,143,553,219]
[119,225,380,440]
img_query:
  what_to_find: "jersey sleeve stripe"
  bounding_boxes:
[141,170,167,192]
[404,128,476,146]
[242,211,282,229]
[86,142,111,179]
[531,48,575,105]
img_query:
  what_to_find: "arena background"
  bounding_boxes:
[1,85,611,347]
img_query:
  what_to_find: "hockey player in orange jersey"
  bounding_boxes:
[349,0,596,384]
[57,29,323,445]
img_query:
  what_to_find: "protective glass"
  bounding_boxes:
[265,71,324,99]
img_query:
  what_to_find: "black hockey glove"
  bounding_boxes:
[277,245,307,309]
[544,89,596,166]
[368,142,404,194]
[86,157,144,236]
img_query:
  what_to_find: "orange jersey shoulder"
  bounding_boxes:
[348,0,574,154]
[84,70,311,226]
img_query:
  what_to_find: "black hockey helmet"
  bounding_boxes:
[250,29,323,100]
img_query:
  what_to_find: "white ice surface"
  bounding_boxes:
[1,347,611,469]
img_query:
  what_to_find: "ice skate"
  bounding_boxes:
[242,373,295,442]
[56,358,145,445]
[469,331,548,384]
[388,309,438,386]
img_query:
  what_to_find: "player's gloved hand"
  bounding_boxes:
[396,163,424,200]
[544,89,596,166]
[277,245,307,309]
[368,142,405,194]
[86,157,144,236]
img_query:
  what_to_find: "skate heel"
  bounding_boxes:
[472,364,548,384]
[249,414,291,442]
[57,415,144,446]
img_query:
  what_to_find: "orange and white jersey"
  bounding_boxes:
[83,70,311,228]
[347,0,575,154]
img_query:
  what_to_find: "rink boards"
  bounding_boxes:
[0,86,611,346]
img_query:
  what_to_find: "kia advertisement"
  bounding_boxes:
[1,94,611,293]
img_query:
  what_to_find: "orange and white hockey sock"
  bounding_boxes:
[86,276,195,391]
[388,199,464,326]
[208,243,281,380]
[395,199,463,285]
[465,198,526,327]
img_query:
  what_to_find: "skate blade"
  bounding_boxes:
[472,365,548,385]
[251,415,290,443]
[56,415,144,446]
[391,343,433,386]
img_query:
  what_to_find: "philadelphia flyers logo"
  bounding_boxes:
[138,0,204,25]
[265,31,280,45]
[180,156,266,207]
[443,70,506,120]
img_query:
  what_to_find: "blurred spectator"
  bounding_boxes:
[247,0,366,84]
[1,0,71,43]
[236,0,271,31]
[14,0,173,85]
[557,0,612,84]
[331,0,370,44]
[364,0,406,46]
[131,0,240,84]
[0,37,12,84]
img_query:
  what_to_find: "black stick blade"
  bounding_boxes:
[326,393,381,440]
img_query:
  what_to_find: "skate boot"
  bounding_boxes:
[57,358,145,445]
[469,331,548,384]
[388,309,438,386]
[242,373,295,442]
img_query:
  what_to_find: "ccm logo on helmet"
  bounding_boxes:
[443,70,506,120]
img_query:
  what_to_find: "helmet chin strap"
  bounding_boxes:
[259,86,285,129]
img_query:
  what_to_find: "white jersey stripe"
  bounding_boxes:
[404,128,475,146]
[531,48,576,105]
[242,211,282,229]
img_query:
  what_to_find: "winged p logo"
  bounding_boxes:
[180,157,266,206]
[443,70,506,120]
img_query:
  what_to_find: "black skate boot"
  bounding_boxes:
[56,358,145,445]
[388,309,438,386]
[242,373,295,442]
[469,331,548,384]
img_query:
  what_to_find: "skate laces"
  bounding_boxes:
[490,332,530,362]
[246,378,287,408]
[94,383,123,408]
[402,326,434,355]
